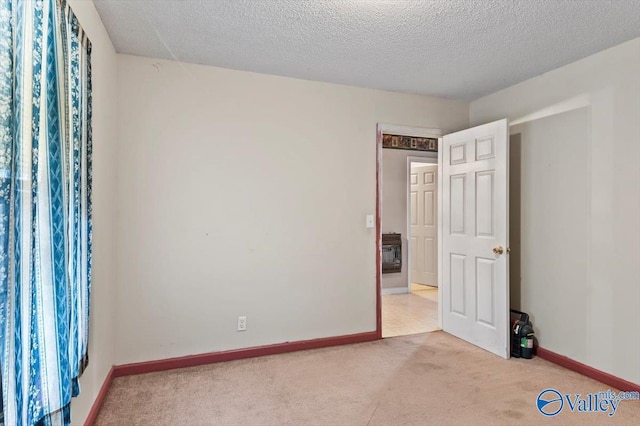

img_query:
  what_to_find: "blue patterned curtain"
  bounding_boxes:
[0,0,92,424]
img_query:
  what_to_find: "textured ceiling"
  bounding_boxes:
[94,0,640,100]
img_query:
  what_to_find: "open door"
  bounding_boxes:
[440,119,509,358]
[410,164,438,287]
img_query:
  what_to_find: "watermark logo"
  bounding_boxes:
[537,389,564,416]
[536,388,639,417]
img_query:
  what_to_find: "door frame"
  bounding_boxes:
[405,156,437,294]
[376,123,446,338]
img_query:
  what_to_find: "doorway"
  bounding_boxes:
[376,119,511,358]
[377,125,442,338]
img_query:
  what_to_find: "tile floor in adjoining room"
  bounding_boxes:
[382,283,439,338]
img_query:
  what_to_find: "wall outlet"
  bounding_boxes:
[237,316,247,331]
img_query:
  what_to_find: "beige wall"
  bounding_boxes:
[68,0,118,423]
[381,149,436,290]
[115,54,468,364]
[470,38,640,385]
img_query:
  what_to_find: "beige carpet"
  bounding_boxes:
[95,332,640,425]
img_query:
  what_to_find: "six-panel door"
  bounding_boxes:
[441,119,510,358]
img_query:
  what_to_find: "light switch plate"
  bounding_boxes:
[366,214,375,228]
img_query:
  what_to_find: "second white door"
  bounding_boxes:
[410,164,438,287]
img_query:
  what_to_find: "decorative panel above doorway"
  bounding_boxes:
[382,134,438,152]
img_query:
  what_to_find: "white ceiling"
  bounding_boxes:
[94,0,640,100]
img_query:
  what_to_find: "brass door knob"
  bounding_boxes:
[493,246,504,255]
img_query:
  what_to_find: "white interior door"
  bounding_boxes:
[410,165,438,286]
[441,119,509,358]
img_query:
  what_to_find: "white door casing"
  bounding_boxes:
[441,119,510,358]
[410,165,438,286]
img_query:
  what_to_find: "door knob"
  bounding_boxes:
[493,246,504,255]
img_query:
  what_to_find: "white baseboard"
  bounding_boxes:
[381,287,409,295]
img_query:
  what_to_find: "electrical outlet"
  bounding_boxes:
[237,316,247,331]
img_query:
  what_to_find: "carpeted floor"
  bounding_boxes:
[95,331,640,425]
